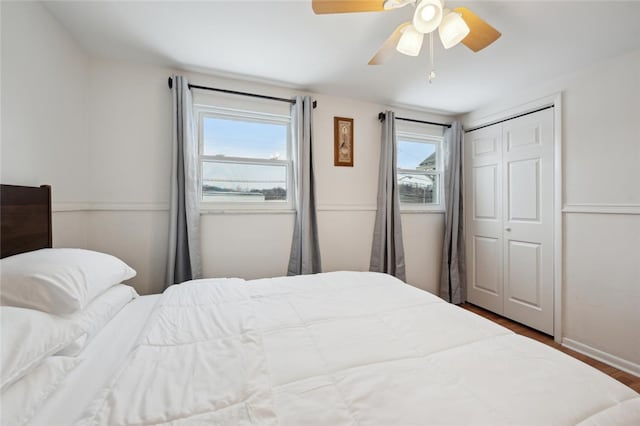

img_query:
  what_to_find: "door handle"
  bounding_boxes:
[505,227,512,232]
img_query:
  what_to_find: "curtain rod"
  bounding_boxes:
[464,105,554,133]
[378,112,451,128]
[168,77,317,108]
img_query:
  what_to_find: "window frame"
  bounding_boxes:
[195,105,294,211]
[396,130,445,212]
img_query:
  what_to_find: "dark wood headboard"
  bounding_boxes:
[1,184,52,258]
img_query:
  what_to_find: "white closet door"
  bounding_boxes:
[464,108,555,335]
[465,124,504,314]
[502,108,554,334]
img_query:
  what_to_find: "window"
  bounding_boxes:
[396,131,444,210]
[197,106,292,209]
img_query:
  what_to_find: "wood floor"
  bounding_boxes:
[460,303,640,393]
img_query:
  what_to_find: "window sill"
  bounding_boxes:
[200,208,296,215]
[399,209,445,214]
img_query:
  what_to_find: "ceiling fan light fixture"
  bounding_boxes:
[413,0,443,34]
[396,24,424,56]
[439,10,470,49]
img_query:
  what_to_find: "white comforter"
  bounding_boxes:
[79,272,640,425]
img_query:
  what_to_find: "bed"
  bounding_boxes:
[1,184,639,425]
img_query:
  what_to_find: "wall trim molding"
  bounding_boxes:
[563,204,640,215]
[53,202,169,212]
[552,93,563,344]
[54,202,450,214]
[562,338,640,377]
[317,204,377,212]
[52,203,92,212]
[463,92,558,131]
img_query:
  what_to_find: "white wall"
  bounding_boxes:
[1,1,89,248]
[464,49,640,373]
[2,1,450,297]
[84,59,449,295]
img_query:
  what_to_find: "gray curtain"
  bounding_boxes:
[287,96,322,275]
[166,75,201,287]
[370,110,406,281]
[439,121,466,303]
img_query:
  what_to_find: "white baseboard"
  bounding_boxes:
[562,338,640,378]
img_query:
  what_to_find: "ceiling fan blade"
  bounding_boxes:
[312,0,386,14]
[368,22,410,65]
[454,7,501,52]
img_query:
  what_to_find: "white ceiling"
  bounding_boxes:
[44,1,640,114]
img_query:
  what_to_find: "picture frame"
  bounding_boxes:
[334,116,354,167]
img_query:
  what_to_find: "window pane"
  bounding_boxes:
[397,140,437,171]
[202,161,287,202]
[203,117,288,160]
[398,173,439,204]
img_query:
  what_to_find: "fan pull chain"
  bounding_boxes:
[428,32,436,83]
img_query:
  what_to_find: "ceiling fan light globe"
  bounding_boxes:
[413,0,443,34]
[396,24,424,56]
[420,5,437,21]
[439,11,470,49]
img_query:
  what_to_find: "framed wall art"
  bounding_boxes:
[334,116,354,167]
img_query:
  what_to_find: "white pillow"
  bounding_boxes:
[57,284,138,356]
[0,248,136,315]
[0,356,81,426]
[0,307,84,390]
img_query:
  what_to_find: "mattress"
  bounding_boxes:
[70,271,639,425]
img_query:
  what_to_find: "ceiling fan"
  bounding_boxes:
[312,0,501,79]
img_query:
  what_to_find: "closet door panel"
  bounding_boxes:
[465,125,503,314]
[507,158,540,222]
[506,240,541,307]
[473,236,500,295]
[474,165,498,219]
[502,108,554,335]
